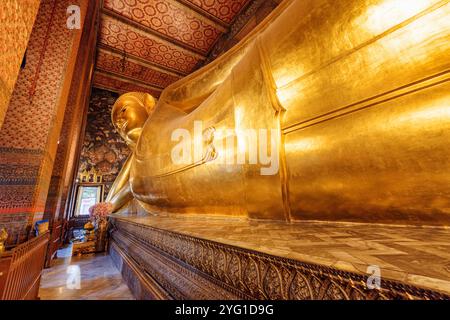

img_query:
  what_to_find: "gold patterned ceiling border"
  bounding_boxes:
[97,43,187,78]
[174,0,232,30]
[101,8,209,57]
[97,47,184,79]
[169,0,229,32]
[95,67,166,91]
[94,70,164,93]
[96,49,181,90]
[92,82,161,98]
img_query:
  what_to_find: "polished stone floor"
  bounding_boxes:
[39,245,134,300]
[112,213,450,295]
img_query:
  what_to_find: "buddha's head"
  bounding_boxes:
[112,92,156,146]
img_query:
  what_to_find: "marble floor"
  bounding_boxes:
[113,213,450,295]
[39,245,134,300]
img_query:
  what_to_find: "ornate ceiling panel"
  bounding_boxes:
[93,72,162,97]
[93,0,257,96]
[185,0,250,23]
[96,49,181,88]
[99,15,202,74]
[103,0,222,53]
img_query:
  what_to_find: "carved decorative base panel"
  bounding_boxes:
[109,218,449,300]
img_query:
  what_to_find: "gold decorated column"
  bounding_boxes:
[0,0,41,129]
[0,0,93,243]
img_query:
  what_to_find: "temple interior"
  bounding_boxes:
[1,0,450,300]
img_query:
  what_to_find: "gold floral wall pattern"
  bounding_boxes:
[0,0,41,129]
[78,88,130,195]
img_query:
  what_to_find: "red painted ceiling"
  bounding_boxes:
[93,0,253,97]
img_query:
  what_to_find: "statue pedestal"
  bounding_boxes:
[108,213,450,300]
[72,240,96,256]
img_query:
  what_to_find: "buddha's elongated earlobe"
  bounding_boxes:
[143,93,156,115]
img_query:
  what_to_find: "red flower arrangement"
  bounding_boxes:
[89,202,113,224]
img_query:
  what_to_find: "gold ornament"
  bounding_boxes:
[0,228,8,255]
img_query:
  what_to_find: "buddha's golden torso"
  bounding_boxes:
[108,0,450,226]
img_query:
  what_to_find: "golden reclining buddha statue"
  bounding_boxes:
[106,0,450,226]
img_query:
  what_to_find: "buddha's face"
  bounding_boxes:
[112,95,150,146]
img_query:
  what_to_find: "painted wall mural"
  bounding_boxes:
[78,88,130,196]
